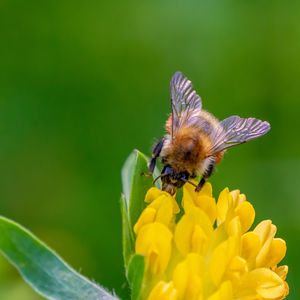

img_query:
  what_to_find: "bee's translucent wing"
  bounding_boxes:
[170,71,202,137]
[210,116,271,154]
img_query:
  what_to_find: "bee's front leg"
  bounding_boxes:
[148,138,165,174]
[195,160,215,192]
[195,177,206,192]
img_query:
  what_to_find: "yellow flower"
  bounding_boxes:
[134,184,289,300]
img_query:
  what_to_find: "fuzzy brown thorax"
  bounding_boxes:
[161,127,212,175]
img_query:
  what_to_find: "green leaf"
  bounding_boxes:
[0,216,119,300]
[120,194,134,269]
[121,150,161,298]
[121,149,160,233]
[126,255,145,300]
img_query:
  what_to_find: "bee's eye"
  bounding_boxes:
[180,172,189,181]
[162,165,173,176]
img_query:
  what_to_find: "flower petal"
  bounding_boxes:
[237,268,287,300]
[145,188,180,214]
[254,221,278,268]
[174,207,213,256]
[209,237,238,286]
[227,216,242,237]
[254,220,277,244]
[274,265,288,281]
[184,181,213,198]
[241,232,261,269]
[145,187,165,203]
[216,188,231,225]
[134,207,156,234]
[136,222,172,275]
[183,182,216,223]
[230,190,245,206]
[264,238,287,268]
[173,253,204,300]
[147,281,178,300]
[207,281,233,300]
[235,201,255,233]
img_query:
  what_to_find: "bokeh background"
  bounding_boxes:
[0,0,299,299]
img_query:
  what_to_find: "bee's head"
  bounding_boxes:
[160,165,189,195]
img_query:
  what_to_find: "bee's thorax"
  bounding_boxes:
[161,127,212,176]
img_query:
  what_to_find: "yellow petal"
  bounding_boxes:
[273,266,289,298]
[174,207,213,256]
[235,201,255,233]
[254,269,287,299]
[183,182,216,223]
[241,232,261,268]
[274,265,288,281]
[173,253,204,300]
[145,187,165,203]
[207,281,233,300]
[229,256,248,274]
[254,221,277,268]
[209,237,238,286]
[147,281,178,300]
[154,196,175,228]
[230,189,246,206]
[264,238,287,268]
[254,220,277,244]
[237,268,286,300]
[216,188,231,225]
[184,180,213,197]
[136,222,172,275]
[182,187,198,212]
[227,216,242,237]
[191,225,208,254]
[217,188,255,235]
[149,193,180,214]
[173,260,188,299]
[145,188,180,213]
[135,193,179,232]
[199,181,213,197]
[134,207,156,234]
[194,195,217,224]
[209,245,227,286]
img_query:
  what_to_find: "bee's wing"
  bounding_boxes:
[170,71,202,137]
[209,116,271,154]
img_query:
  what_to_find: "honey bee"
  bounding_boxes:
[149,71,271,195]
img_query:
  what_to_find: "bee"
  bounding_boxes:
[149,71,271,195]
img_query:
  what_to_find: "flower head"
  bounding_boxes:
[134,183,288,300]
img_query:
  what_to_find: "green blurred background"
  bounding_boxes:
[0,0,299,299]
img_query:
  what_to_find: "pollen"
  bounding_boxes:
[134,183,288,300]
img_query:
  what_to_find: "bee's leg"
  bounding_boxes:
[195,160,215,192]
[148,138,165,174]
[195,177,206,192]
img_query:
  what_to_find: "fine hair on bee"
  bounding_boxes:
[148,71,271,195]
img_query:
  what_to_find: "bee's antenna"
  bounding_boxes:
[187,180,198,188]
[182,178,198,188]
[153,174,166,185]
